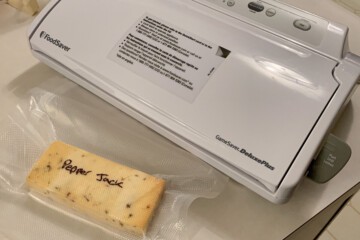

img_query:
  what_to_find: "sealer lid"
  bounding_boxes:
[29,0,340,190]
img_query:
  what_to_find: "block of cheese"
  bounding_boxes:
[26,141,165,234]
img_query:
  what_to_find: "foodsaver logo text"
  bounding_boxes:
[215,135,275,171]
[40,31,71,52]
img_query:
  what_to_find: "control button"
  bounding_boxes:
[293,19,311,31]
[227,0,235,7]
[248,2,264,12]
[265,8,276,17]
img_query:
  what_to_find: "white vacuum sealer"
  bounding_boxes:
[28,0,360,203]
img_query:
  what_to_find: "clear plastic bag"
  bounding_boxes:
[0,76,228,240]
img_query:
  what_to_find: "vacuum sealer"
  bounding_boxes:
[28,0,360,203]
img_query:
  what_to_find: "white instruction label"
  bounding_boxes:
[108,14,230,102]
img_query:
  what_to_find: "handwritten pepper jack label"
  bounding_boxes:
[61,159,124,188]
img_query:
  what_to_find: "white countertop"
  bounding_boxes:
[1,1,360,239]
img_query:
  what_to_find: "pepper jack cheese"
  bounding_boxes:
[26,141,165,234]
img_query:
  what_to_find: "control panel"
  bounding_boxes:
[192,0,329,47]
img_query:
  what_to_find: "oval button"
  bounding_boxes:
[265,8,276,17]
[248,2,264,12]
[227,0,235,7]
[293,19,311,31]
